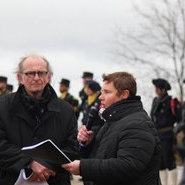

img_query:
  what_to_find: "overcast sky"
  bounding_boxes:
[0,0,139,92]
[0,0,166,112]
[0,0,135,50]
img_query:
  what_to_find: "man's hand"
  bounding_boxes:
[78,125,94,146]
[29,161,56,182]
[62,160,80,175]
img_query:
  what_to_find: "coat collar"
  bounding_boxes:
[102,96,143,122]
[10,84,61,121]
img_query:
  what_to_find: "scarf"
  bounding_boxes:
[20,85,52,120]
[87,92,100,105]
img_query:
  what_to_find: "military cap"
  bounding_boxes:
[0,76,7,83]
[152,78,171,91]
[87,80,101,92]
[60,78,70,87]
[7,84,13,91]
[82,72,93,78]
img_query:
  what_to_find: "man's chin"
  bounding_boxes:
[30,88,43,95]
[31,88,41,92]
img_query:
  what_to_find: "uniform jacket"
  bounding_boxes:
[60,92,79,119]
[0,84,78,185]
[61,92,74,105]
[79,88,88,112]
[150,93,180,170]
[80,96,161,185]
[150,94,181,129]
[81,92,104,134]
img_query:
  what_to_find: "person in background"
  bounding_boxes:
[81,80,104,135]
[78,72,94,182]
[7,84,13,94]
[0,76,8,96]
[151,78,181,185]
[62,71,161,185]
[174,79,185,185]
[0,54,78,185]
[0,76,8,185]
[59,78,79,119]
[80,80,104,185]
[79,72,93,113]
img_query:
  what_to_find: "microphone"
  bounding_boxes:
[79,106,99,147]
[86,106,99,130]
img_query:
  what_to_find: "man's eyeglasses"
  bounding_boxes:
[23,71,48,78]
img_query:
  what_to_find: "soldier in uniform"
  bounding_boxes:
[177,80,185,185]
[59,78,79,119]
[151,78,181,185]
[7,84,14,94]
[80,80,104,185]
[81,80,104,135]
[79,72,93,113]
[0,76,8,96]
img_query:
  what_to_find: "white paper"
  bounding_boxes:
[22,140,50,150]
[14,169,49,185]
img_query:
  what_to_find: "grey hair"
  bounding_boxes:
[16,54,53,75]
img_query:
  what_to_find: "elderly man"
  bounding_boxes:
[62,72,161,185]
[0,55,78,185]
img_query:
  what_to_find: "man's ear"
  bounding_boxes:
[47,73,52,84]
[122,90,130,99]
[17,73,23,84]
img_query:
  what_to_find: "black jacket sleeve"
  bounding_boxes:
[62,110,79,161]
[0,119,31,174]
[80,123,156,184]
